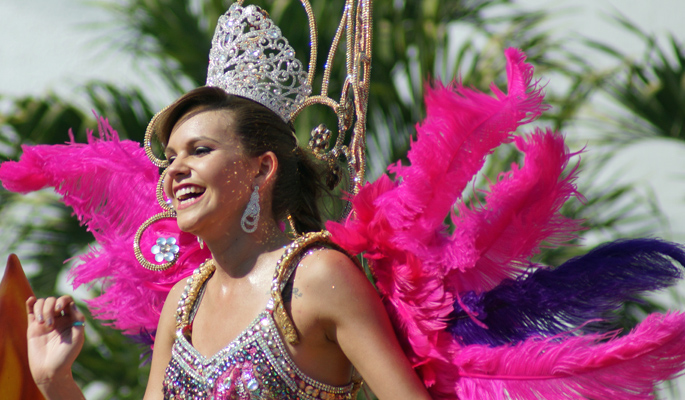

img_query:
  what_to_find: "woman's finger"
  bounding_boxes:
[42,297,57,327]
[55,295,74,317]
[33,298,45,324]
[28,296,86,331]
[69,302,85,325]
[26,296,37,323]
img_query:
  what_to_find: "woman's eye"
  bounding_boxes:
[167,155,177,164]
[195,146,212,155]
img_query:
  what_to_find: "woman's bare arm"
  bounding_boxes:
[143,280,186,400]
[298,250,432,400]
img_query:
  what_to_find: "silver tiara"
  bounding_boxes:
[206,3,312,122]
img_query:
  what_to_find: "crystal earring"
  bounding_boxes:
[241,186,260,233]
[197,236,204,249]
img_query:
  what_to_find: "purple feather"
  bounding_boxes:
[448,238,685,346]
[126,328,156,365]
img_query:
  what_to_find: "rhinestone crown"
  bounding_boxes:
[206,3,312,122]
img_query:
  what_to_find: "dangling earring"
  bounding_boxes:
[197,236,204,249]
[241,185,260,233]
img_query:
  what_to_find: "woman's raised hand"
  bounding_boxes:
[26,295,86,390]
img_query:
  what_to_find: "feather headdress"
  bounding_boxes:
[328,48,685,399]
[0,118,210,336]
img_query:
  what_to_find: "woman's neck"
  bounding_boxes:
[203,218,291,279]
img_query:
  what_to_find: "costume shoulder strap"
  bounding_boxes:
[269,230,360,345]
[175,259,216,332]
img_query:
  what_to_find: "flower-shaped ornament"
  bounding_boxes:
[151,237,180,263]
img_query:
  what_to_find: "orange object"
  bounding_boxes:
[0,254,44,400]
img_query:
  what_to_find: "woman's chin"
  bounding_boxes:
[175,215,202,235]
[176,213,227,239]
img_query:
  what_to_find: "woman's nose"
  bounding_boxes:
[163,156,190,198]
[166,155,190,179]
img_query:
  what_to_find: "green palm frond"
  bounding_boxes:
[83,82,156,141]
[0,95,90,160]
[584,14,685,147]
[0,190,91,294]
[97,0,225,91]
[72,301,151,399]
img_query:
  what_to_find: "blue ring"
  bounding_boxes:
[72,321,85,327]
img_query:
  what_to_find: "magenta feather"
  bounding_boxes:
[443,128,583,294]
[329,48,569,363]
[377,48,548,253]
[328,48,685,398]
[449,312,685,400]
[0,117,209,334]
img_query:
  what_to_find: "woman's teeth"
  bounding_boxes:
[176,186,205,202]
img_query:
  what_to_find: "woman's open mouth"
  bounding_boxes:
[175,186,206,210]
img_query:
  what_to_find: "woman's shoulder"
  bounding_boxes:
[277,232,364,291]
[158,278,188,326]
[292,247,377,315]
[168,276,190,303]
[298,247,363,285]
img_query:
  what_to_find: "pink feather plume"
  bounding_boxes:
[329,48,685,398]
[328,48,570,361]
[0,117,209,334]
[443,129,584,294]
[448,312,685,400]
[377,47,548,253]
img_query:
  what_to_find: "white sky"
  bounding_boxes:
[0,0,175,107]
[3,1,683,101]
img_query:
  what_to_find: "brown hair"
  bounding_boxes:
[154,86,327,234]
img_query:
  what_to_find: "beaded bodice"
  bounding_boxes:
[162,232,359,400]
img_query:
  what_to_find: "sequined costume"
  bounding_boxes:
[163,233,359,400]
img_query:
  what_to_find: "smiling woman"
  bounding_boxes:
[136,88,431,399]
[161,104,257,236]
[4,1,685,399]
[15,2,432,398]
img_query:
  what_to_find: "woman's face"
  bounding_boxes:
[163,109,255,236]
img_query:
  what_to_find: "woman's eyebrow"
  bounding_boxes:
[191,135,222,144]
[165,135,221,154]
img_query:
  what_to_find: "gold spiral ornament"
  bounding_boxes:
[143,105,172,168]
[134,210,179,271]
[156,169,174,211]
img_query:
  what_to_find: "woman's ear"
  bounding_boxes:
[254,151,278,189]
